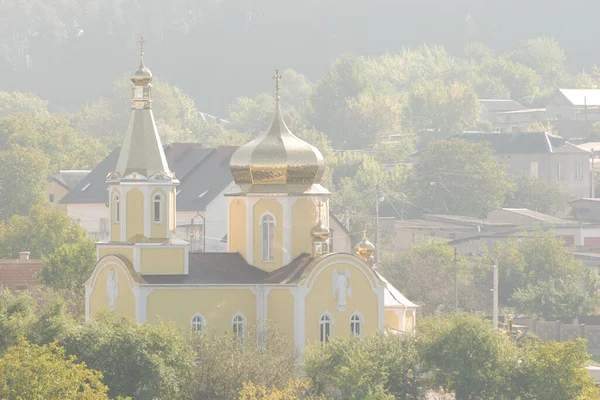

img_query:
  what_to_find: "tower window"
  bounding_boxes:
[113,194,120,224]
[350,313,363,337]
[191,314,205,333]
[320,313,333,343]
[153,194,163,223]
[232,314,246,342]
[260,213,276,262]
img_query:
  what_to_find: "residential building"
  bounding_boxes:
[479,99,547,133]
[85,55,416,350]
[454,131,592,198]
[46,170,89,209]
[0,252,42,291]
[546,89,600,121]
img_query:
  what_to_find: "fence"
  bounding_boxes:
[513,317,600,354]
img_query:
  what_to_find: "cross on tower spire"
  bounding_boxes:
[272,67,282,101]
[139,36,145,61]
[317,200,324,222]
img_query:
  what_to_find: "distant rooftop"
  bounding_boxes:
[498,208,573,225]
[479,99,525,112]
[556,89,600,106]
[50,170,90,190]
[452,131,588,155]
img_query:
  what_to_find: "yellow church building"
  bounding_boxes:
[85,49,416,352]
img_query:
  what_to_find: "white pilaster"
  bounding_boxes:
[293,287,309,353]
[135,287,154,323]
[143,186,151,238]
[85,285,92,321]
[246,197,258,265]
[281,197,298,265]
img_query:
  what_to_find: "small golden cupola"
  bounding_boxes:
[355,231,375,265]
[229,68,327,195]
[310,202,330,257]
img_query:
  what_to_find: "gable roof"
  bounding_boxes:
[557,89,600,107]
[61,144,236,210]
[50,170,90,190]
[479,99,525,112]
[452,132,586,154]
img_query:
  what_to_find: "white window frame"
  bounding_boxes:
[530,161,539,178]
[556,161,565,180]
[350,312,363,338]
[232,313,246,342]
[113,193,120,224]
[191,313,205,333]
[259,212,276,262]
[575,161,583,180]
[319,312,333,343]
[153,193,163,224]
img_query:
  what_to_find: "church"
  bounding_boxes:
[85,47,416,352]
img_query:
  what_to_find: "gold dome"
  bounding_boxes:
[355,232,375,261]
[229,101,327,194]
[310,218,330,242]
[131,60,152,86]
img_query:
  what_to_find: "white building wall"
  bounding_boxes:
[205,182,237,252]
[66,203,110,240]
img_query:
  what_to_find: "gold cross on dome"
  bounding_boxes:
[139,36,145,58]
[317,201,323,221]
[272,67,282,101]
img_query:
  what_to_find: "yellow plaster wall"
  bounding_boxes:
[404,311,415,331]
[253,199,283,272]
[229,199,246,257]
[267,289,295,340]
[98,246,134,264]
[126,188,144,241]
[384,309,401,331]
[291,199,315,259]
[110,188,121,242]
[46,181,69,210]
[150,188,167,239]
[140,247,185,275]
[89,260,136,320]
[305,260,379,344]
[146,288,256,332]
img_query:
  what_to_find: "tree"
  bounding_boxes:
[0,91,48,118]
[511,36,567,87]
[406,139,513,217]
[405,79,480,139]
[61,314,196,399]
[489,59,542,105]
[0,204,90,258]
[0,339,108,399]
[505,175,573,215]
[40,240,97,292]
[238,379,311,400]
[493,230,600,318]
[0,146,49,220]
[417,313,515,400]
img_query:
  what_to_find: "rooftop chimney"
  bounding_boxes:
[19,251,30,262]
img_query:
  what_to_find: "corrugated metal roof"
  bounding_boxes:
[558,89,600,106]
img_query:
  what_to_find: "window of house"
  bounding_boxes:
[100,218,109,235]
[576,161,583,180]
[320,313,332,343]
[16,284,28,291]
[350,313,363,337]
[191,314,205,333]
[113,194,120,224]
[48,194,55,203]
[530,161,539,178]
[557,161,565,180]
[154,194,163,223]
[233,314,246,341]
[261,213,276,262]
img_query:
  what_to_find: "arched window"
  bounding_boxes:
[153,194,163,223]
[113,194,120,224]
[350,313,363,337]
[320,313,333,343]
[232,313,246,340]
[260,213,275,262]
[191,314,204,333]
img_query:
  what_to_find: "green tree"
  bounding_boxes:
[0,146,49,220]
[40,240,97,292]
[417,313,515,400]
[511,36,567,87]
[62,314,196,399]
[493,230,599,318]
[489,59,542,105]
[405,79,480,139]
[0,91,49,118]
[0,204,89,258]
[406,139,513,217]
[0,339,108,399]
[505,175,573,215]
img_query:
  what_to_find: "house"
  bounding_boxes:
[453,131,592,198]
[546,89,600,121]
[46,170,90,209]
[0,252,42,291]
[86,53,416,351]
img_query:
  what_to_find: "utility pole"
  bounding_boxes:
[454,247,458,312]
[375,184,381,266]
[492,263,499,330]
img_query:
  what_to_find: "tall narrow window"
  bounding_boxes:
[233,314,246,341]
[530,161,539,178]
[576,161,583,180]
[556,161,565,180]
[320,313,332,343]
[113,194,120,224]
[261,214,275,262]
[191,314,204,333]
[350,313,363,337]
[153,194,163,223]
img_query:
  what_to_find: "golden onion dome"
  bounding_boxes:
[354,232,375,261]
[310,218,330,242]
[131,60,152,85]
[229,101,327,194]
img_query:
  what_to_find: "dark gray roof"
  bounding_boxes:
[141,252,314,285]
[452,132,570,154]
[60,144,236,209]
[51,170,90,190]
